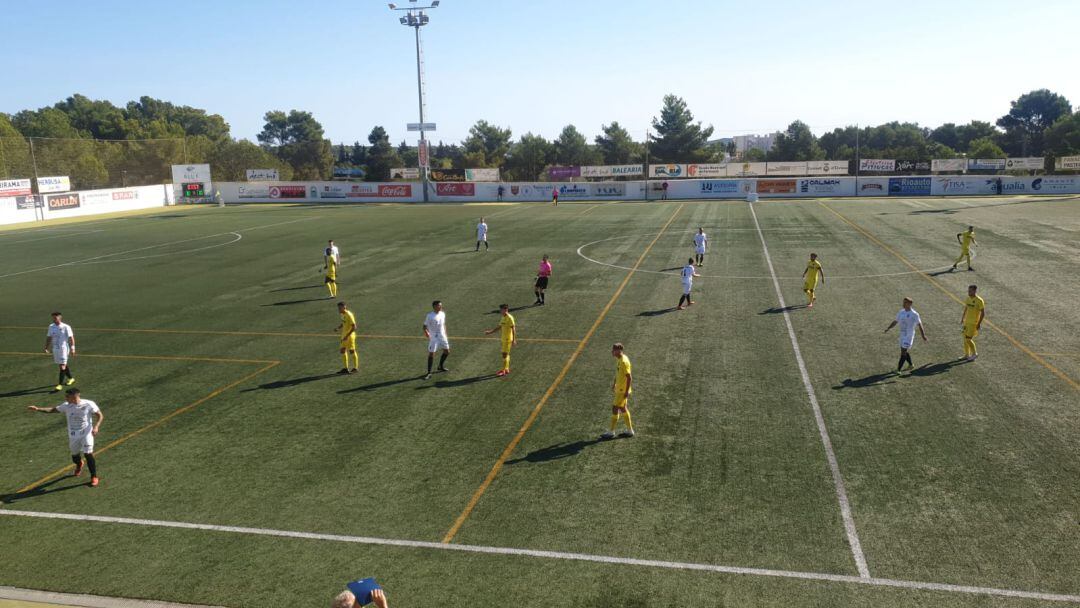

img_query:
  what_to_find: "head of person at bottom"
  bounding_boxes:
[902,297,912,311]
[809,252,818,261]
[52,311,62,324]
[338,301,348,312]
[499,303,509,316]
[612,342,624,357]
[65,387,80,403]
[968,284,978,297]
[432,300,443,312]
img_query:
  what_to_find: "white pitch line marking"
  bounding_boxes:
[0,510,1076,603]
[748,202,871,579]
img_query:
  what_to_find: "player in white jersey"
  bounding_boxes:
[44,311,76,392]
[692,227,708,266]
[324,240,341,267]
[28,388,103,487]
[423,300,451,379]
[677,258,701,310]
[475,217,489,251]
[884,297,927,372]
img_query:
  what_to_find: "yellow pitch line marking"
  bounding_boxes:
[0,327,579,344]
[441,204,685,544]
[818,201,1078,391]
[1036,352,1080,358]
[14,360,281,495]
[0,351,276,365]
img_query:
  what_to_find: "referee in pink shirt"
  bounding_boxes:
[534,255,552,305]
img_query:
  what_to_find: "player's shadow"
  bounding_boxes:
[242,373,342,391]
[832,371,898,390]
[262,297,333,306]
[506,439,603,465]
[760,304,806,314]
[416,373,499,389]
[1,475,89,504]
[339,376,423,393]
[909,208,956,215]
[926,268,957,277]
[485,304,536,314]
[658,266,684,272]
[0,385,57,399]
[269,285,322,293]
[906,359,967,378]
[447,250,478,255]
[638,307,678,317]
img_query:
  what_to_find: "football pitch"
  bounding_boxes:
[1,195,1078,608]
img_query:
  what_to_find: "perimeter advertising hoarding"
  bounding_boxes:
[649,164,685,178]
[391,168,420,180]
[859,159,896,172]
[246,169,279,181]
[931,177,998,195]
[798,179,846,195]
[435,183,476,196]
[592,184,626,197]
[931,159,966,172]
[856,178,890,196]
[580,165,643,178]
[239,184,271,199]
[269,185,307,199]
[15,195,40,209]
[757,179,797,194]
[685,164,727,178]
[699,180,746,197]
[548,166,581,180]
[430,168,467,182]
[36,176,71,193]
[0,178,32,197]
[967,159,1006,170]
[895,161,930,173]
[765,162,807,176]
[556,183,589,198]
[465,168,500,182]
[1056,155,1080,170]
[1004,157,1044,171]
[806,160,849,175]
[46,193,81,211]
[726,162,767,177]
[888,177,932,196]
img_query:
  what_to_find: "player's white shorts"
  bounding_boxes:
[52,345,70,365]
[478,234,487,242]
[695,245,706,255]
[68,429,94,454]
[682,281,693,295]
[899,335,915,350]
[428,335,450,353]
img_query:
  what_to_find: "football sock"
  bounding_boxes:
[534,290,540,302]
[84,453,97,477]
[326,283,334,297]
[502,354,510,371]
[476,241,480,251]
[540,292,545,303]
[609,414,620,432]
[351,352,360,369]
[622,408,634,432]
[59,371,66,386]
[342,353,349,368]
[484,241,489,250]
[897,354,905,371]
[439,352,448,368]
[332,283,338,296]
[903,353,912,368]
[427,355,434,373]
[71,454,82,467]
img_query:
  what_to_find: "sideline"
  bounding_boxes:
[749,202,869,578]
[0,587,221,608]
[1,510,1077,604]
[441,204,685,544]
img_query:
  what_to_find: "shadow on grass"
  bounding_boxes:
[506,439,604,465]
[415,373,499,389]
[447,250,479,255]
[638,307,678,317]
[339,376,424,393]
[760,304,807,314]
[269,284,322,293]
[906,359,968,378]
[0,385,57,399]
[1,475,88,504]
[262,297,333,307]
[832,370,898,390]
[657,266,683,272]
[485,304,537,315]
[242,373,342,392]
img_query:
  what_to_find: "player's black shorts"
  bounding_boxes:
[325,276,336,284]
[535,276,549,289]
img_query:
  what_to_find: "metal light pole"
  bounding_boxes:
[389,1,439,203]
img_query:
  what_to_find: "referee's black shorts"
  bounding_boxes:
[535,276,549,289]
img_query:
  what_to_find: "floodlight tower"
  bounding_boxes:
[389,0,440,202]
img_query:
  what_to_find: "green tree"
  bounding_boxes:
[743,148,767,162]
[553,125,599,166]
[350,141,368,166]
[257,110,333,179]
[12,107,81,138]
[504,133,553,181]
[1044,111,1080,158]
[649,95,715,163]
[770,120,824,161]
[594,122,642,164]
[207,139,293,181]
[461,120,512,168]
[967,136,1006,159]
[364,126,401,181]
[996,89,1072,156]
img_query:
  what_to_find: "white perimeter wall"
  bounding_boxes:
[0,184,171,226]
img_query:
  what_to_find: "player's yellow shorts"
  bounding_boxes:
[963,325,979,339]
[804,281,817,292]
[501,339,513,352]
[612,393,629,409]
[340,337,356,351]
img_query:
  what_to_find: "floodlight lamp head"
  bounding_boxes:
[399,16,407,24]
[431,0,440,6]
[388,3,396,8]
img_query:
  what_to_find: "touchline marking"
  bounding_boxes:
[749,202,870,579]
[442,204,685,544]
[0,326,579,344]
[0,511,1076,604]
[819,202,1079,391]
[14,360,280,494]
[577,232,955,279]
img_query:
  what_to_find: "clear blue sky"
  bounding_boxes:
[3,0,1078,145]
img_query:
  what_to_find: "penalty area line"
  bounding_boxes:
[0,510,1077,604]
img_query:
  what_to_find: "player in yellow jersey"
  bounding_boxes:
[951,225,977,272]
[601,343,635,439]
[324,248,339,298]
[484,304,517,376]
[802,253,824,308]
[336,301,359,374]
[960,284,985,361]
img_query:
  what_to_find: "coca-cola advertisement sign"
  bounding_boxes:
[378,184,412,198]
[436,183,475,196]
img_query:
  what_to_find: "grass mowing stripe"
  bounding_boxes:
[441,204,685,544]
[0,327,579,344]
[2,510,1078,604]
[13,360,281,494]
[818,201,1079,391]
[0,352,277,365]
[749,202,870,579]
[0,586,223,608]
